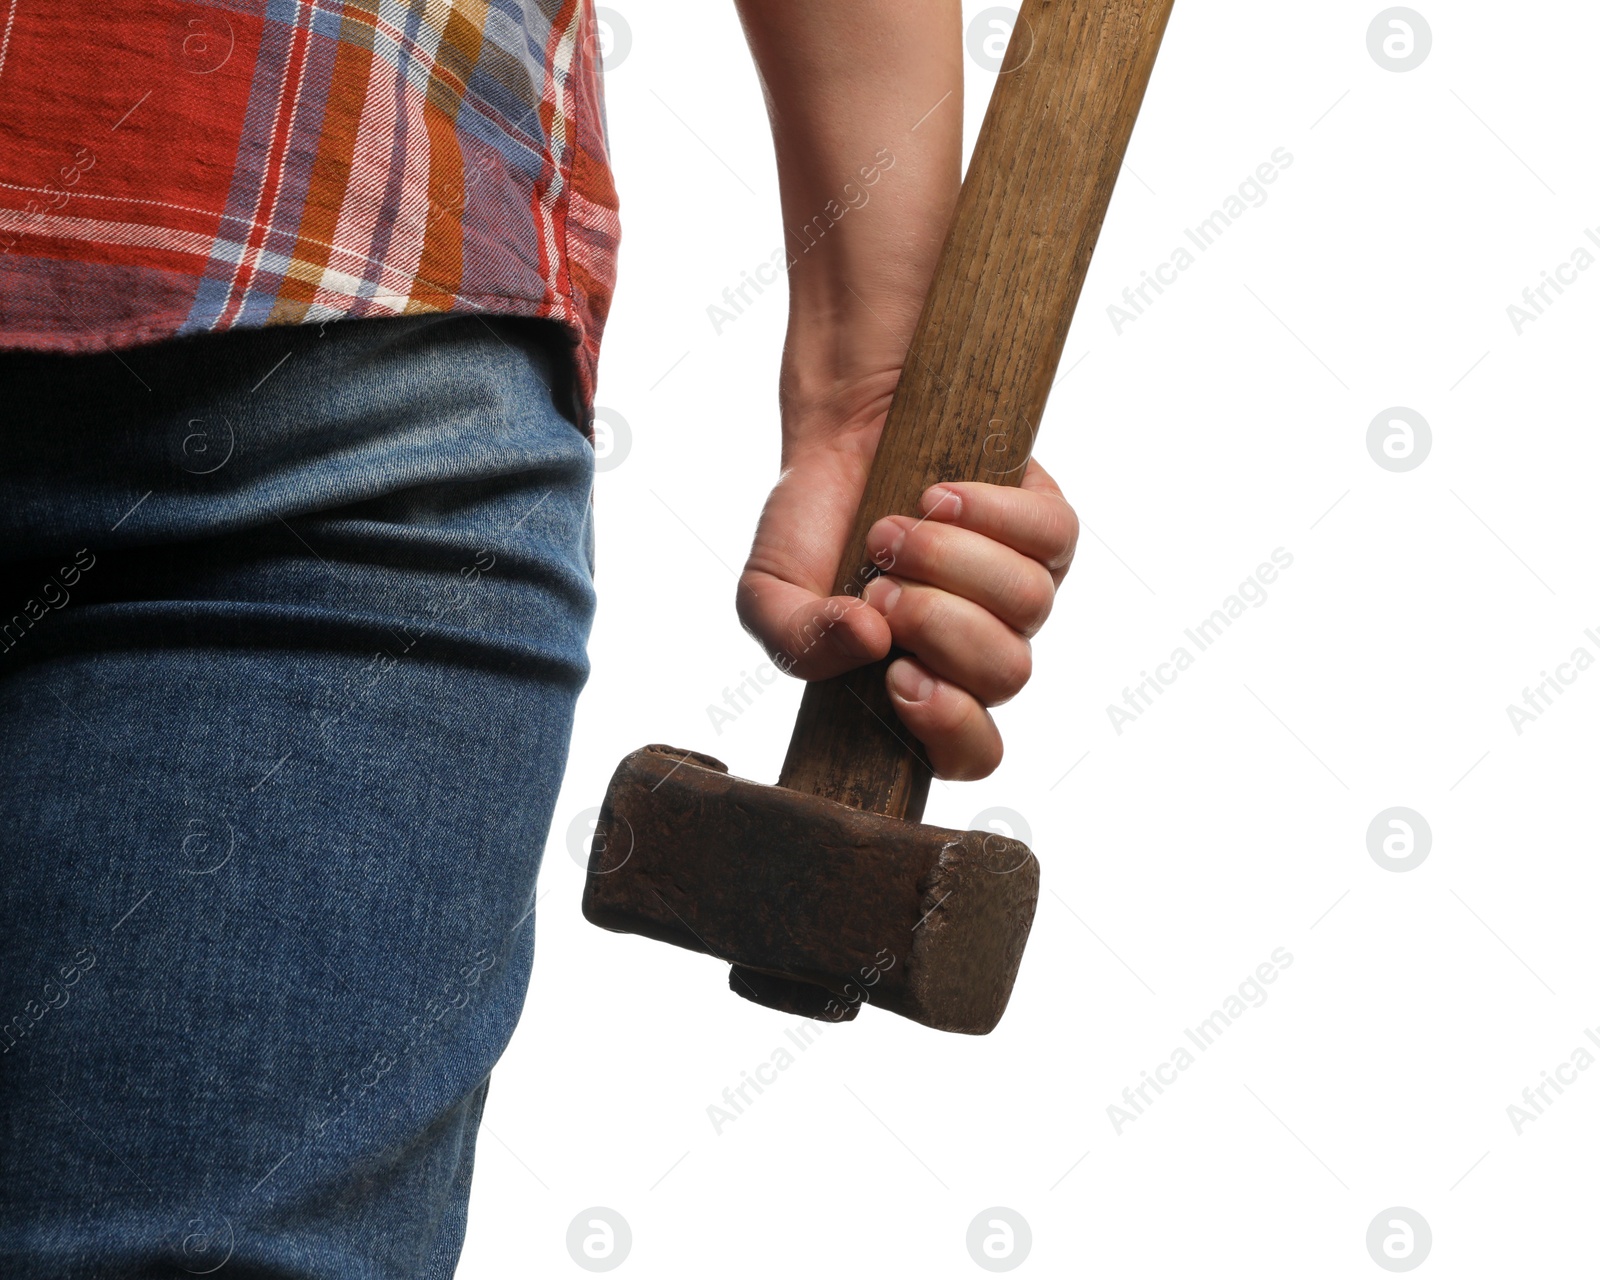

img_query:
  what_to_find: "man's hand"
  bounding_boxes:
[737,393,1077,781]
[732,0,1076,779]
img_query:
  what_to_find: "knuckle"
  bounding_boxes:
[734,573,758,620]
[940,697,1002,781]
[1059,496,1080,536]
[892,585,938,643]
[1054,501,1081,571]
[961,730,1003,781]
[1017,573,1055,633]
[901,522,948,578]
[734,590,770,647]
[991,641,1033,702]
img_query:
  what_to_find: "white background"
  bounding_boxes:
[460,1,1600,1275]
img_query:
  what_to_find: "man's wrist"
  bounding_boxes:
[777,257,943,423]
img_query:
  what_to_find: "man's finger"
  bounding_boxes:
[916,468,1078,580]
[863,576,1032,704]
[884,656,1004,781]
[864,517,1056,637]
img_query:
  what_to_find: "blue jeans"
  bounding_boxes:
[0,315,596,1277]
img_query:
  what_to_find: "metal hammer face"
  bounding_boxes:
[582,746,1039,1035]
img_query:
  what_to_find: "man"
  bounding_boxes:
[0,1,1074,1273]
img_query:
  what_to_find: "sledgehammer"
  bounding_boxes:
[584,0,1174,1033]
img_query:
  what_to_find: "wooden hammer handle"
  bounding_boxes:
[778,0,1174,819]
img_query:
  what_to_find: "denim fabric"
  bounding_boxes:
[0,315,597,1278]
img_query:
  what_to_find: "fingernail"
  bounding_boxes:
[863,576,901,615]
[887,660,934,704]
[865,517,907,568]
[921,485,961,519]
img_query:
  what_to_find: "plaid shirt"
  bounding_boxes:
[0,0,619,411]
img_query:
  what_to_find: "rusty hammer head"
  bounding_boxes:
[582,745,1038,1034]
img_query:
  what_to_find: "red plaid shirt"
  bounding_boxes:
[0,0,619,410]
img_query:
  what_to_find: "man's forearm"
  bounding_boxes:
[732,0,963,426]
